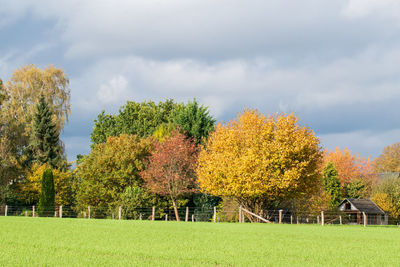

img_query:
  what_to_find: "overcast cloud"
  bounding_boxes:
[1,0,399,160]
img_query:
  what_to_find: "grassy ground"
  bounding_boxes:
[0,217,399,266]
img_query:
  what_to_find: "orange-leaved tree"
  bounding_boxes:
[141,131,199,221]
[197,109,323,214]
[323,147,374,186]
[323,147,376,200]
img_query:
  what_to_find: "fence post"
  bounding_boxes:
[118,206,122,220]
[317,216,320,224]
[296,216,299,224]
[192,214,194,222]
[239,206,242,223]
[363,212,367,227]
[88,206,91,219]
[32,206,35,217]
[59,206,63,218]
[290,215,293,224]
[213,206,217,223]
[279,209,283,224]
[339,215,342,225]
[185,207,189,222]
[165,214,168,221]
[5,205,7,216]
[152,206,155,221]
[321,211,325,226]
[25,210,28,217]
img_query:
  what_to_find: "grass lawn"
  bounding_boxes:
[1,217,399,266]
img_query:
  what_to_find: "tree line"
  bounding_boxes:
[1,65,400,221]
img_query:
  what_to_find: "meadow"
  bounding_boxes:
[1,217,400,266]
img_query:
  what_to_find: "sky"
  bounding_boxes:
[1,0,400,161]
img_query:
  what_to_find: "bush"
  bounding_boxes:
[119,186,154,219]
[216,197,239,222]
[19,210,33,217]
[193,193,221,221]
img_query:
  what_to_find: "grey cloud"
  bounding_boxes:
[3,0,394,62]
[1,0,400,161]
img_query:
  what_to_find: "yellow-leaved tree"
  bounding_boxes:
[373,143,400,173]
[20,163,74,206]
[197,110,323,213]
[1,65,70,190]
[4,64,70,136]
[371,177,400,221]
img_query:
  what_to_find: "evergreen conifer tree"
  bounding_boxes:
[30,96,62,168]
[323,162,342,208]
[37,168,55,216]
[173,99,215,145]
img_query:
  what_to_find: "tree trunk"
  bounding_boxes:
[172,198,180,221]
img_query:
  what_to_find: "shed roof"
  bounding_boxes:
[339,198,385,214]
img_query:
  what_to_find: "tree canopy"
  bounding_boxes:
[372,177,400,220]
[21,163,74,206]
[323,147,375,186]
[373,143,400,173]
[2,65,395,220]
[90,100,180,146]
[3,64,70,136]
[90,99,215,146]
[0,65,70,188]
[141,131,199,221]
[0,79,5,105]
[322,162,341,208]
[28,96,63,168]
[172,99,215,145]
[75,134,152,215]
[197,110,323,213]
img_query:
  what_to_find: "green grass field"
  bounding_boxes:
[1,217,400,266]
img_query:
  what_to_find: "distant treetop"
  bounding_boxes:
[90,98,215,147]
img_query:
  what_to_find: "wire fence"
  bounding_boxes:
[0,205,217,222]
[0,205,398,226]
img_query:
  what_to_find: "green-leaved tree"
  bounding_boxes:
[90,100,180,146]
[345,179,370,199]
[323,162,341,208]
[75,134,153,217]
[90,99,216,146]
[38,168,55,216]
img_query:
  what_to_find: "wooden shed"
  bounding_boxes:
[338,198,388,225]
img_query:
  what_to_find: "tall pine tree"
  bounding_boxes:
[30,96,62,169]
[323,162,342,209]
